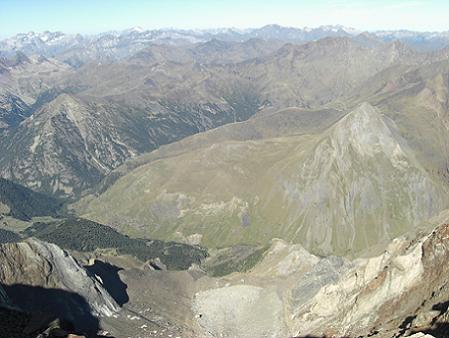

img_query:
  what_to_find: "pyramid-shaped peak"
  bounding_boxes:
[338,102,382,128]
[50,93,80,106]
[330,102,404,159]
[35,93,84,121]
[351,102,377,114]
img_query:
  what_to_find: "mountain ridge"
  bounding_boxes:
[77,102,449,256]
[2,25,449,67]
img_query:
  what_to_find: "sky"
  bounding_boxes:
[1,0,449,38]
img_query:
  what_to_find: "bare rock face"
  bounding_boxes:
[0,91,29,129]
[0,238,119,321]
[190,220,449,337]
[0,238,108,336]
[407,334,436,338]
[0,94,142,196]
[291,222,449,337]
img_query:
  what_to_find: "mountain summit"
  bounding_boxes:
[78,103,449,256]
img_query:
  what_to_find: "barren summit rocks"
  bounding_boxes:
[0,238,119,334]
[190,218,449,337]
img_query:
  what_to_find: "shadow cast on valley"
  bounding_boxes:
[85,259,129,306]
[2,283,101,337]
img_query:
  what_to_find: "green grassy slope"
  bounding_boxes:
[78,102,449,256]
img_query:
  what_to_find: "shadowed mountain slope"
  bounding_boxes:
[0,177,62,221]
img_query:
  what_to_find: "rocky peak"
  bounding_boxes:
[382,39,419,62]
[0,91,30,129]
[331,102,405,158]
[10,51,31,67]
[40,93,82,119]
[0,238,119,318]
[278,102,447,255]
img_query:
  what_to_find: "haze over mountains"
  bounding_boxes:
[2,25,449,198]
[2,24,449,65]
[2,24,449,337]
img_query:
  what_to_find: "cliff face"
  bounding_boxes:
[191,216,449,337]
[0,238,119,334]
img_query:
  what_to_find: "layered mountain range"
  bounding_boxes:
[2,25,449,337]
[1,25,449,66]
[2,30,448,198]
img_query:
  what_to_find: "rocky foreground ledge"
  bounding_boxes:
[192,220,449,337]
[2,220,449,337]
[0,238,118,337]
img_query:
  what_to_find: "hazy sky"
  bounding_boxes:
[1,0,449,38]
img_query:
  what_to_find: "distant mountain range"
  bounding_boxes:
[1,25,449,67]
[1,25,449,201]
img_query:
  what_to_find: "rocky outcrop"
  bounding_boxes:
[191,218,449,337]
[0,238,119,324]
[0,94,144,196]
[289,221,449,337]
[0,91,29,129]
